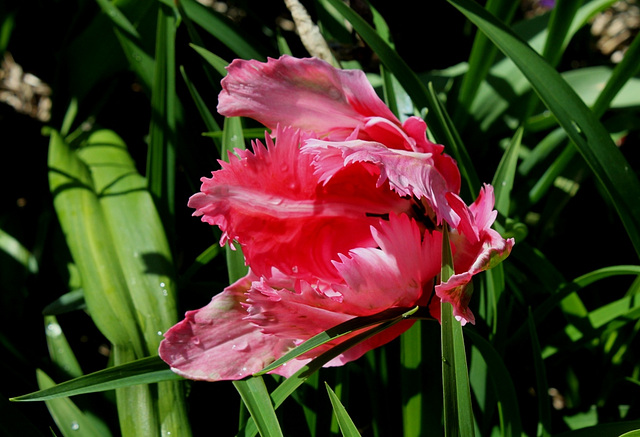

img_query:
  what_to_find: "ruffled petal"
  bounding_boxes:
[332,213,441,314]
[158,273,294,381]
[218,55,399,140]
[244,271,416,376]
[302,139,460,225]
[435,185,515,325]
[188,126,409,280]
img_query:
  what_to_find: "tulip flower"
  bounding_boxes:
[159,56,513,381]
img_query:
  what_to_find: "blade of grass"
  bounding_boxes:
[147,3,177,227]
[257,306,419,376]
[240,316,416,437]
[441,226,475,437]
[455,0,519,125]
[527,310,551,437]
[36,369,112,437]
[233,377,284,437]
[465,329,522,437]
[10,356,181,402]
[492,127,522,219]
[448,0,640,259]
[172,0,268,60]
[325,382,362,437]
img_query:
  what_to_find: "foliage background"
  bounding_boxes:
[1,0,640,436]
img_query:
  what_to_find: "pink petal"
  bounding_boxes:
[244,271,416,376]
[188,126,409,280]
[218,55,399,140]
[435,185,515,325]
[302,139,460,225]
[158,273,295,381]
[332,213,441,314]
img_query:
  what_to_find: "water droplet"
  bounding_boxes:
[46,323,62,337]
[291,266,299,273]
[192,337,201,345]
[160,282,166,288]
[162,289,168,297]
[281,164,289,172]
[157,331,163,336]
[70,421,79,431]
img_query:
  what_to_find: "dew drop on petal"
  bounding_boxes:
[192,337,201,345]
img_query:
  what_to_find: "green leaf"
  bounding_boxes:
[527,311,551,436]
[447,0,640,258]
[233,377,284,437]
[190,44,229,76]
[465,329,523,437]
[240,318,413,437]
[77,129,178,352]
[492,126,522,218]
[257,306,419,376]
[147,3,177,225]
[48,130,144,356]
[0,227,38,274]
[176,0,267,61]
[11,356,181,402]
[325,382,362,437]
[36,370,112,437]
[95,0,140,39]
[222,116,249,283]
[44,316,83,379]
[42,289,86,316]
[440,226,475,437]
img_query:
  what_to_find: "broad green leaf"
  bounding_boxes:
[448,0,640,259]
[77,129,178,352]
[48,131,144,356]
[441,226,475,437]
[11,356,181,402]
[36,370,112,437]
[233,377,283,437]
[113,345,158,437]
[325,382,361,437]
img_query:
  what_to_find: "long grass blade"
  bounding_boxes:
[11,356,181,402]
[448,0,640,258]
[233,377,284,437]
[325,382,362,437]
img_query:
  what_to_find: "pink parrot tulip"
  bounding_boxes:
[159,56,514,381]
